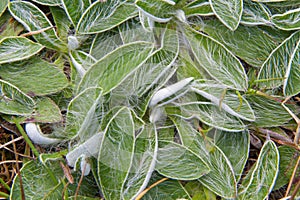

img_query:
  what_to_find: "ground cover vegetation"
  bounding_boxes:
[0,0,300,199]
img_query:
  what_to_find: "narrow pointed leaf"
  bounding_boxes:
[258,31,300,90]
[78,42,154,94]
[185,28,247,90]
[122,125,158,200]
[50,6,72,42]
[65,87,103,140]
[239,140,279,200]
[62,0,90,26]
[0,37,43,64]
[192,80,255,121]
[0,80,35,115]
[8,1,67,52]
[98,107,136,200]
[77,1,138,34]
[209,0,243,31]
[0,57,69,96]
[214,129,250,182]
[156,140,210,180]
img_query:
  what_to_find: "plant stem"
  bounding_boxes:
[14,120,39,158]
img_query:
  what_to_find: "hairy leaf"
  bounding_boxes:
[238,140,279,200]
[258,31,300,93]
[98,107,136,200]
[210,0,243,30]
[62,0,90,27]
[142,173,191,200]
[246,94,295,127]
[272,8,300,30]
[31,0,61,6]
[0,37,43,64]
[77,1,138,34]
[136,0,175,23]
[156,140,210,180]
[8,1,67,52]
[191,80,255,121]
[241,0,271,25]
[199,19,278,67]
[0,80,35,116]
[214,129,250,182]
[65,87,103,140]
[78,42,154,94]
[184,28,247,90]
[0,56,69,96]
[0,0,8,17]
[122,125,158,200]
[183,0,214,17]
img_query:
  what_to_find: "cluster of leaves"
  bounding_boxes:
[0,0,300,199]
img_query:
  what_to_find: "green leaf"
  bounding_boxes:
[156,140,210,180]
[136,0,175,23]
[246,94,295,127]
[166,102,246,132]
[70,51,97,71]
[50,6,72,42]
[0,79,35,116]
[0,11,24,40]
[0,36,43,64]
[30,0,61,6]
[238,140,279,200]
[183,0,214,17]
[272,8,300,30]
[199,19,278,67]
[10,160,99,199]
[171,117,237,198]
[65,87,103,140]
[8,1,67,52]
[0,56,69,96]
[78,42,154,94]
[198,142,237,198]
[185,28,247,90]
[122,125,158,200]
[10,160,63,200]
[191,80,255,121]
[214,129,250,182]
[77,1,138,34]
[62,0,90,26]
[98,107,136,200]
[274,146,300,190]
[257,30,300,93]
[184,181,217,200]
[241,0,271,25]
[0,0,8,18]
[3,97,63,124]
[142,173,191,200]
[209,0,243,31]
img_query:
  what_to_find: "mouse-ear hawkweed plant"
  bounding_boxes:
[1,0,300,199]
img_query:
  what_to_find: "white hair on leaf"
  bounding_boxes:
[149,77,194,107]
[25,123,62,145]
